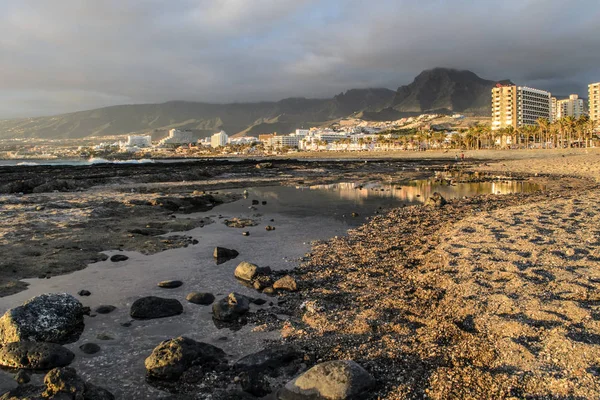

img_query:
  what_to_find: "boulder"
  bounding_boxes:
[213,247,239,259]
[130,297,183,319]
[0,342,74,369]
[425,192,447,208]
[0,293,84,344]
[110,254,128,262]
[255,162,273,169]
[145,337,226,380]
[158,280,183,289]
[186,292,215,305]
[77,290,91,297]
[14,370,30,385]
[235,345,301,374]
[234,262,259,282]
[279,360,374,400]
[273,276,298,292]
[212,293,250,322]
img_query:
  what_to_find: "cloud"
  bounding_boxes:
[0,0,598,118]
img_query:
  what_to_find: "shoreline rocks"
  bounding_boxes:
[279,360,374,400]
[0,293,85,344]
[0,341,75,369]
[130,296,183,319]
[145,336,226,381]
[212,293,251,322]
[186,292,215,305]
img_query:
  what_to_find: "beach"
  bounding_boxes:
[1,150,600,398]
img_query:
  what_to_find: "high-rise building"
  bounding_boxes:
[210,130,228,148]
[590,83,600,125]
[556,94,585,119]
[551,97,558,122]
[492,84,551,130]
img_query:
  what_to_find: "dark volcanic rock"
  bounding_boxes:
[14,369,30,385]
[0,342,75,369]
[95,305,116,314]
[213,247,239,259]
[158,280,184,289]
[77,290,91,297]
[212,293,250,322]
[186,292,215,305]
[0,293,84,344]
[145,336,226,380]
[79,343,101,355]
[279,360,374,400]
[235,345,301,374]
[110,254,129,262]
[129,228,168,236]
[151,195,222,213]
[240,370,271,397]
[130,297,183,319]
[425,192,447,208]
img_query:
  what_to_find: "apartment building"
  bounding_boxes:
[556,94,586,119]
[551,97,558,122]
[210,130,228,148]
[590,82,600,124]
[492,84,551,130]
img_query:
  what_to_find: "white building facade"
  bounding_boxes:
[210,131,228,148]
[556,94,585,119]
[126,135,152,148]
[589,83,600,125]
[159,129,195,145]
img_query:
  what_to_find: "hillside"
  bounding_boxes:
[0,69,498,139]
[391,68,497,114]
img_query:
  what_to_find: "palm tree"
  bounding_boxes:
[536,118,550,149]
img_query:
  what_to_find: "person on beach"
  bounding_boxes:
[460,153,465,161]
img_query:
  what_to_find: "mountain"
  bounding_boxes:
[391,68,496,114]
[0,69,497,140]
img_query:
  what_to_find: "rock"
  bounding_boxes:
[255,162,273,169]
[79,343,101,354]
[262,201,267,205]
[129,228,168,236]
[0,293,85,344]
[351,212,359,217]
[77,290,91,297]
[95,305,116,314]
[158,280,183,289]
[212,293,251,322]
[186,292,215,305]
[265,225,275,231]
[43,367,115,400]
[96,333,113,341]
[110,254,128,262]
[14,370,30,385]
[455,315,477,333]
[240,371,271,397]
[234,262,259,282]
[43,366,85,398]
[273,275,298,292]
[425,192,447,208]
[252,298,267,306]
[235,345,301,373]
[145,336,226,380]
[263,287,275,295]
[0,342,75,369]
[213,247,239,259]
[253,276,273,291]
[279,360,374,400]
[251,200,259,205]
[130,297,183,319]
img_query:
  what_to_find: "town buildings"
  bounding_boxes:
[590,82,600,124]
[556,94,586,119]
[492,84,551,130]
[159,129,195,145]
[210,130,228,148]
[126,135,152,148]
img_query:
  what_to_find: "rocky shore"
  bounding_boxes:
[3,152,599,399]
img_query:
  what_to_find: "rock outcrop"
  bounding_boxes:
[130,297,183,319]
[212,293,250,322]
[0,342,75,369]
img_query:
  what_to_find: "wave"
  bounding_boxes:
[16,162,40,166]
[87,158,155,165]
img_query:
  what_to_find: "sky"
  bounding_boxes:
[0,0,599,118]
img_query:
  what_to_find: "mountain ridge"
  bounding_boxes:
[0,68,498,139]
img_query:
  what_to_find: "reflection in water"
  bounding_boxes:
[306,180,541,205]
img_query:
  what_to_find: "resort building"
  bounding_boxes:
[210,130,228,148]
[492,84,552,130]
[266,134,300,149]
[556,94,585,119]
[551,97,558,122]
[126,135,152,148]
[590,82,600,124]
[159,129,195,145]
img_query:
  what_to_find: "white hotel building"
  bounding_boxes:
[556,94,585,119]
[492,84,552,130]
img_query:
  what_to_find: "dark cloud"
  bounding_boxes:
[1,0,598,118]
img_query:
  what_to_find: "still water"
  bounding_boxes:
[0,180,540,397]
